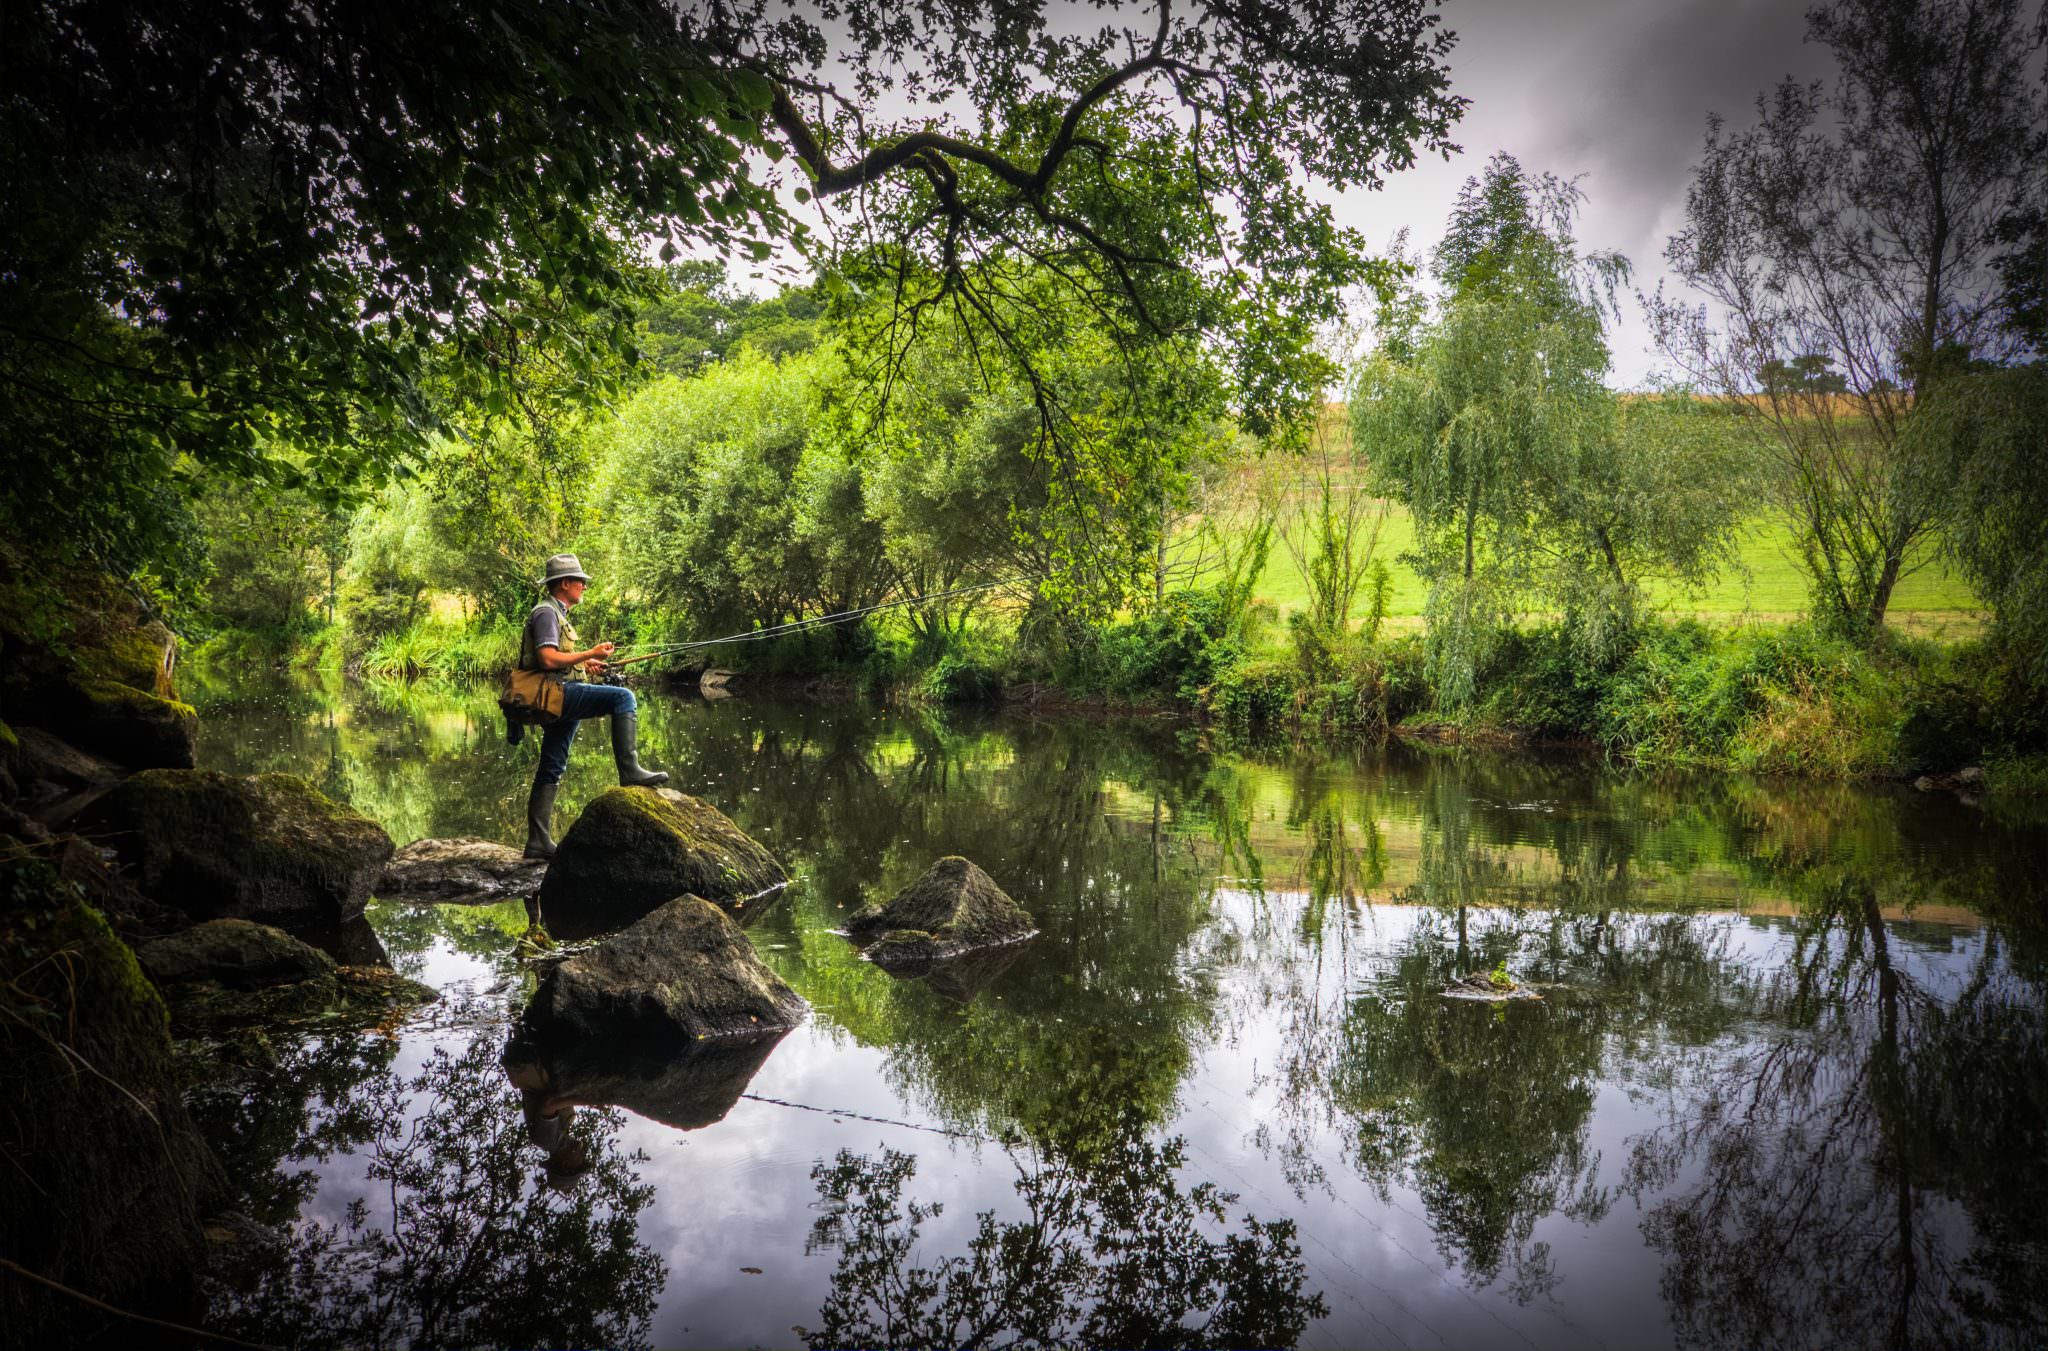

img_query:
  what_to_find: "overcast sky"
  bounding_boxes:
[1335,0,1831,385]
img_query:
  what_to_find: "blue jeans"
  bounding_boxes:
[535,681,637,785]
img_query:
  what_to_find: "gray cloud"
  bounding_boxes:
[1518,0,1824,270]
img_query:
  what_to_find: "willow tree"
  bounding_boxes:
[1353,158,1613,702]
[4,0,1463,606]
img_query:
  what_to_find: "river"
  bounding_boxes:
[183,669,2048,1350]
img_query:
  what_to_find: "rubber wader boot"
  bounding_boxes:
[611,711,669,788]
[524,781,561,860]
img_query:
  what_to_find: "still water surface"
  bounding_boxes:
[186,671,2048,1350]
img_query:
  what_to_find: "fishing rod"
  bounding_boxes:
[601,577,1021,668]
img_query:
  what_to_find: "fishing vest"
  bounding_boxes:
[518,596,578,672]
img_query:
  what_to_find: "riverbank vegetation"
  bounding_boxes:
[12,0,2048,793]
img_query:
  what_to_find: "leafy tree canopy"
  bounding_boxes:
[3,0,1463,589]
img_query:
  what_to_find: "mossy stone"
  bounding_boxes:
[0,853,225,1344]
[845,856,1037,959]
[78,769,394,930]
[65,677,198,769]
[522,894,807,1043]
[536,787,787,929]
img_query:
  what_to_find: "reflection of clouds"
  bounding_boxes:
[625,1024,1010,1349]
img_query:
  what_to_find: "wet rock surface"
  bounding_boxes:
[1441,970,1543,1002]
[76,769,394,930]
[521,894,807,1043]
[380,836,546,904]
[846,856,1036,960]
[536,787,786,927]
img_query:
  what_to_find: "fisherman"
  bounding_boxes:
[521,553,668,860]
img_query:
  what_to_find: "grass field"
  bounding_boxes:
[1237,505,1983,638]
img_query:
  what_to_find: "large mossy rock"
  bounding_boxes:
[536,787,786,928]
[0,566,196,769]
[78,770,394,930]
[380,836,546,904]
[137,917,437,1029]
[521,894,806,1043]
[0,853,225,1345]
[845,856,1036,959]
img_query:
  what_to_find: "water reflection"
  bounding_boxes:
[181,670,2048,1349]
[801,1131,1327,1349]
[207,1028,665,1351]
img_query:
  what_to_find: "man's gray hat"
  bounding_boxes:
[539,553,590,587]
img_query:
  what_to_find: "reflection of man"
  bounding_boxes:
[520,553,668,860]
[507,1059,592,1189]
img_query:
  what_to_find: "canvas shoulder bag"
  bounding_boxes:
[501,599,571,725]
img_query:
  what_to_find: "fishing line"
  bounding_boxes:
[607,577,1024,666]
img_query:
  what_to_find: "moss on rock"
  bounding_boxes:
[522,893,807,1042]
[0,852,225,1344]
[536,787,786,930]
[845,856,1037,959]
[63,677,199,770]
[78,770,394,930]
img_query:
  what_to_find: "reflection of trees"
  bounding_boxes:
[209,1029,665,1351]
[799,1130,1327,1350]
[1331,931,1609,1299]
[722,712,1229,1156]
[187,1031,398,1227]
[1627,878,2048,1351]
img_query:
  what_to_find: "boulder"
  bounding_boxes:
[521,894,806,1043]
[503,1026,789,1133]
[77,770,394,930]
[535,787,786,929]
[138,917,437,1029]
[137,918,334,989]
[380,836,546,904]
[845,856,1036,958]
[0,854,226,1346]
[0,566,197,769]
[9,726,122,791]
[63,676,197,770]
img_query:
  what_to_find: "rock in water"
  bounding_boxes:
[380,836,546,904]
[846,856,1036,959]
[136,917,438,1028]
[521,894,806,1042]
[137,918,334,988]
[536,787,786,927]
[77,769,394,930]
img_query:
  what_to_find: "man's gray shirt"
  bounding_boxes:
[519,598,572,671]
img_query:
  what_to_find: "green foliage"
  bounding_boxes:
[1359,159,1751,700]
[1086,590,1243,704]
[190,475,350,639]
[3,0,784,582]
[635,263,828,375]
[600,346,887,638]
[1901,365,2048,685]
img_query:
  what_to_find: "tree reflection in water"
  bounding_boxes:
[799,1127,1327,1350]
[1626,877,2048,1351]
[209,1029,665,1351]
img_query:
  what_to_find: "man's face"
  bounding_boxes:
[557,578,588,605]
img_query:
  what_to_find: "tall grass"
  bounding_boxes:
[357,614,524,680]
